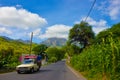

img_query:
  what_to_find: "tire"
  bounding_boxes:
[30,68,34,73]
[37,68,39,71]
[17,71,21,74]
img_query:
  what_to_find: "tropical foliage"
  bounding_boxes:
[69,21,95,49]
[46,47,65,62]
[32,44,48,54]
[69,23,120,80]
[0,38,36,70]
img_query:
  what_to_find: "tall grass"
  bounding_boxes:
[70,36,120,80]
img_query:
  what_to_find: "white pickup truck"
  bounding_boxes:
[16,54,41,74]
[16,59,40,74]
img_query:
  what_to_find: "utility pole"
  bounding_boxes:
[30,32,33,55]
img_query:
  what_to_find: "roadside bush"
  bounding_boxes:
[48,57,57,63]
[70,37,120,80]
[46,47,65,63]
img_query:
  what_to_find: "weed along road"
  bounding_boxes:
[0,61,85,80]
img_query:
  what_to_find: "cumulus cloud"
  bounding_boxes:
[0,27,12,34]
[39,24,72,39]
[27,29,41,37]
[0,6,47,29]
[75,17,109,34]
[33,29,41,36]
[87,17,109,34]
[108,0,120,19]
[98,0,120,20]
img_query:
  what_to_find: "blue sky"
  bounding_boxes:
[0,0,120,43]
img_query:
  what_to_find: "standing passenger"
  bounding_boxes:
[37,54,42,69]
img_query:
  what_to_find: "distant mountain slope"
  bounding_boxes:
[15,39,30,44]
[0,36,30,44]
[0,36,13,41]
[40,37,67,46]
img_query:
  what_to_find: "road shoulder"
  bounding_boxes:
[66,63,87,80]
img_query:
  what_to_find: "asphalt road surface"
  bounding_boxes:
[0,61,85,80]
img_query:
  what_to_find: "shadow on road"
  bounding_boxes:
[39,69,53,73]
[17,69,53,74]
[30,69,53,74]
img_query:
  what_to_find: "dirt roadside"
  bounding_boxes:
[66,64,87,80]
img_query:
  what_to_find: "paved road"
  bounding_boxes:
[0,61,85,80]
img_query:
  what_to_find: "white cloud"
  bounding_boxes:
[39,24,72,39]
[98,0,120,20]
[108,0,120,20]
[20,29,41,40]
[16,4,22,8]
[0,6,47,29]
[0,27,12,34]
[75,17,109,34]
[33,29,41,36]
[88,18,109,34]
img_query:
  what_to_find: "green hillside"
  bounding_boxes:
[0,36,37,71]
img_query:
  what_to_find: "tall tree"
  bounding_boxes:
[69,21,95,49]
[32,44,48,54]
[46,47,65,62]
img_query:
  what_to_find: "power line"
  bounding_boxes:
[84,0,96,22]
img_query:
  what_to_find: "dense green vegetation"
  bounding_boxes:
[69,21,95,49]
[0,38,37,72]
[32,44,65,63]
[46,47,65,63]
[67,22,120,80]
[32,44,48,54]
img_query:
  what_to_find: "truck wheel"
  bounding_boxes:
[30,68,34,73]
[17,71,21,74]
[37,68,39,71]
